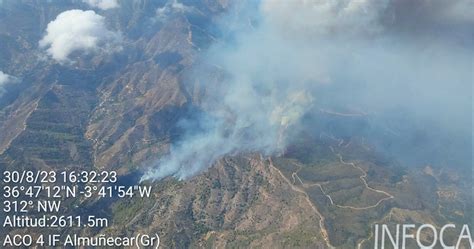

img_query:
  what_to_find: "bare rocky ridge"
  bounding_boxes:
[101,133,471,248]
[108,154,327,248]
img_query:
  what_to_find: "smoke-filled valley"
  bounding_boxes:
[143,0,472,181]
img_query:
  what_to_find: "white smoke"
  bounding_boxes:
[261,0,390,37]
[142,0,473,181]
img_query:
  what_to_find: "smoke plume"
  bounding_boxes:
[142,0,473,181]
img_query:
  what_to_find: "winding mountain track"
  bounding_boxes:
[270,136,396,247]
[330,146,394,205]
[291,156,393,211]
[319,108,368,117]
[268,158,334,249]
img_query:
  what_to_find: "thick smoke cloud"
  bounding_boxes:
[262,0,390,37]
[82,0,119,10]
[143,0,473,181]
[39,9,121,63]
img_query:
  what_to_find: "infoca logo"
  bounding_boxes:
[373,224,473,249]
